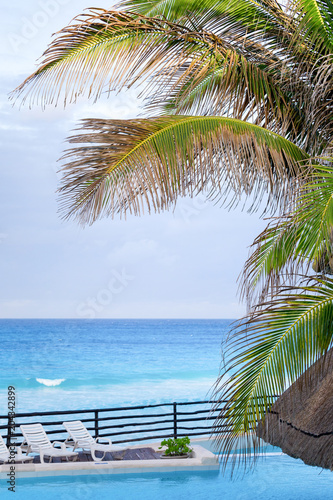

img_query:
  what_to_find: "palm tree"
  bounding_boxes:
[14,0,330,224]
[12,0,333,469]
[213,161,333,470]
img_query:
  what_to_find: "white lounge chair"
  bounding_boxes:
[63,420,127,461]
[20,424,78,464]
[0,434,34,463]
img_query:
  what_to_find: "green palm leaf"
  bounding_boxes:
[240,217,298,305]
[213,275,333,471]
[118,0,291,39]
[58,116,307,224]
[11,7,297,140]
[289,0,333,54]
[12,6,331,152]
[147,54,299,138]
[11,10,183,106]
[241,163,333,304]
[12,8,277,106]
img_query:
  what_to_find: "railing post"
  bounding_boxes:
[94,411,99,439]
[173,403,177,439]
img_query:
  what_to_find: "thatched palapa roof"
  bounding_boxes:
[257,350,333,470]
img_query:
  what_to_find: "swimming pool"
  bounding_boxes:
[2,454,332,500]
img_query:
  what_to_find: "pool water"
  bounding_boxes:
[2,454,332,500]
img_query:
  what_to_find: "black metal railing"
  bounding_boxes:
[0,400,226,447]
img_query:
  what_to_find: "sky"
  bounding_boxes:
[1,0,268,319]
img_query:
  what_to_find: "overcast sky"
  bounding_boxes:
[1,1,268,319]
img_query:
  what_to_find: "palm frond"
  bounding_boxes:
[11,10,182,106]
[289,0,333,54]
[12,5,331,153]
[212,275,333,472]
[240,216,301,306]
[289,56,333,154]
[10,8,285,107]
[145,56,306,146]
[118,0,292,39]
[241,162,333,305]
[11,7,293,129]
[58,116,307,224]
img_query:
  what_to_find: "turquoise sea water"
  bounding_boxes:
[0,319,228,413]
[0,319,332,498]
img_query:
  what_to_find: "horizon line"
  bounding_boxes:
[0,317,237,321]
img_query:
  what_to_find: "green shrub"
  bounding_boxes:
[159,436,192,456]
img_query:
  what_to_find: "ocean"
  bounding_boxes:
[0,319,230,414]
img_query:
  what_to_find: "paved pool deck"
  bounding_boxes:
[0,441,219,478]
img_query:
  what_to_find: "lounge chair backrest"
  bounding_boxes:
[20,424,52,450]
[63,421,95,445]
[0,435,9,455]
